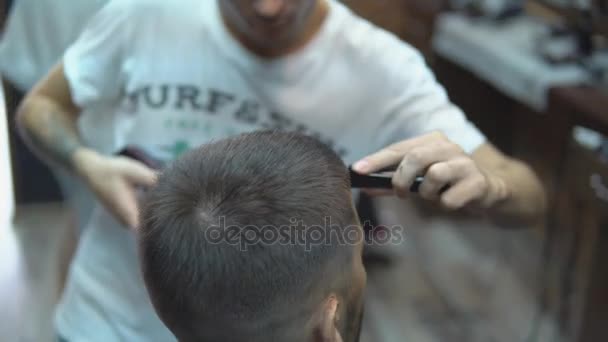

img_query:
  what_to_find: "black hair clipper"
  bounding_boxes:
[348,166,425,193]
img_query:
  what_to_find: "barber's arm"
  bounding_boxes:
[353,132,546,226]
[16,1,156,229]
[354,45,546,227]
[16,63,156,229]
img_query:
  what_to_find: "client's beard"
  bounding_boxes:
[341,303,364,342]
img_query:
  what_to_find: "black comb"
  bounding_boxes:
[116,146,165,170]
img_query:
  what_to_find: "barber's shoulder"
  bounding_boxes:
[337,6,425,77]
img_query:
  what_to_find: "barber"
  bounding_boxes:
[16,0,546,341]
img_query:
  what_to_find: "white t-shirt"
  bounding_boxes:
[56,0,486,341]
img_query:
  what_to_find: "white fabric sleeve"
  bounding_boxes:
[375,44,486,155]
[63,0,135,108]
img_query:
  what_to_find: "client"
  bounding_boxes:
[138,131,366,342]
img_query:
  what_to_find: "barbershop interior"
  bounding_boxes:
[1,0,608,341]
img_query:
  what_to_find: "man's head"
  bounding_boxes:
[139,131,366,342]
[219,0,325,54]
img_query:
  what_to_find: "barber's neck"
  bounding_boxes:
[221,1,329,59]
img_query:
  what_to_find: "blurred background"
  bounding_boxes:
[1,0,607,341]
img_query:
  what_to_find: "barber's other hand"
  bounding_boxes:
[352,132,508,210]
[72,148,158,229]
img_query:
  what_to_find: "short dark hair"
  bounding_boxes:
[138,131,359,341]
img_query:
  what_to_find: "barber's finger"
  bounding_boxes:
[392,143,463,198]
[418,162,452,200]
[352,132,445,174]
[417,156,474,199]
[118,158,159,187]
[103,181,141,229]
[440,175,488,210]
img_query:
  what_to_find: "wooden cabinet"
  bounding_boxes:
[554,137,608,342]
[435,52,608,342]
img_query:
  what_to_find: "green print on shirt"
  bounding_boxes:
[162,140,191,160]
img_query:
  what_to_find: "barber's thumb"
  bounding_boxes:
[122,160,158,187]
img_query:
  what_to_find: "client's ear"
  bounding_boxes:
[313,296,343,342]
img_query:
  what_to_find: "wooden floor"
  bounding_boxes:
[0,202,563,342]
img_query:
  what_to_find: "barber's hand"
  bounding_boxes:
[73,148,158,229]
[352,132,508,210]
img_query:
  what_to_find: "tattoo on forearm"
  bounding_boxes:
[26,110,82,170]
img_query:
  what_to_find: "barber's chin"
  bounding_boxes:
[253,33,292,47]
[248,25,293,40]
